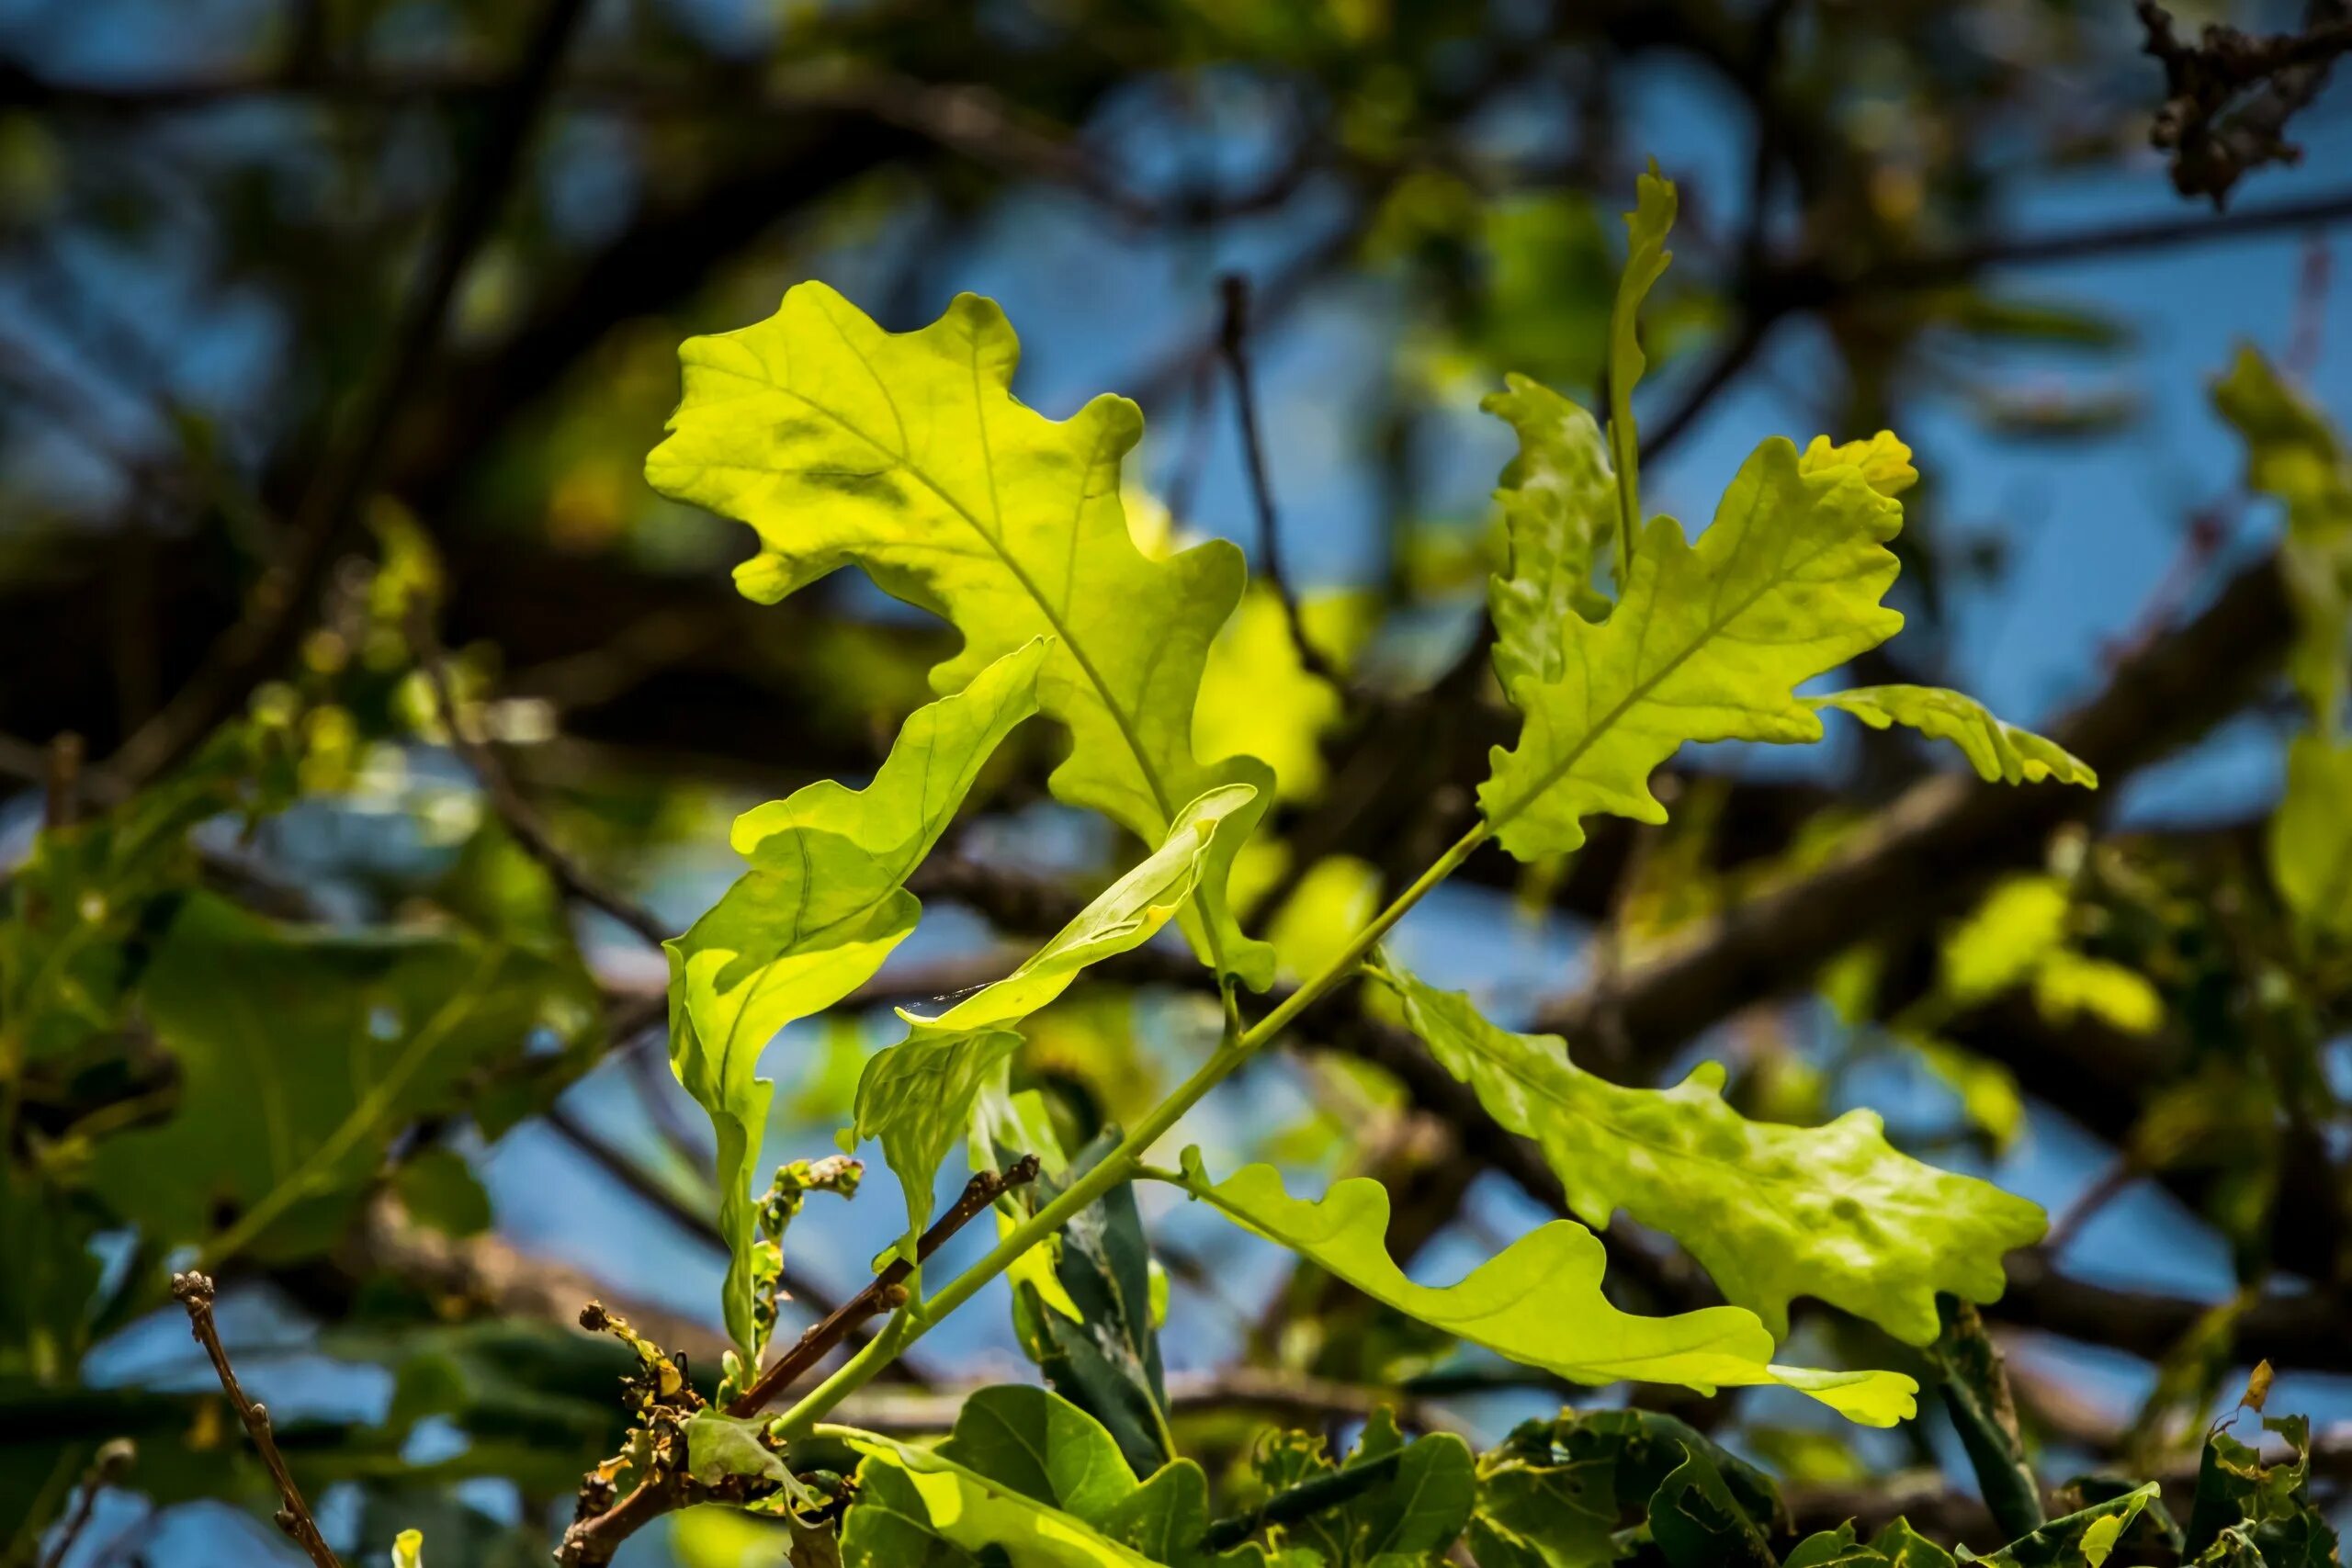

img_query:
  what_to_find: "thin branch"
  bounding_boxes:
[729,1156,1040,1416]
[1216,273,1345,687]
[39,1439,133,1568]
[43,733,82,830]
[96,0,592,792]
[169,1272,342,1568]
[556,1156,1041,1568]
[407,604,670,948]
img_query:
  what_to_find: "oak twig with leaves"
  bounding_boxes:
[12,162,2349,1568]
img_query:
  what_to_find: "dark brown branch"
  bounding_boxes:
[407,604,670,949]
[1216,272,1345,687]
[39,1438,133,1568]
[729,1155,1041,1416]
[170,1272,341,1568]
[43,732,81,830]
[96,0,592,791]
[2138,0,2352,206]
[557,1156,1043,1568]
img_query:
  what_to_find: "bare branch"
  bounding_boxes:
[1216,272,1346,687]
[96,0,593,791]
[38,1439,134,1568]
[170,1272,342,1568]
[407,604,670,949]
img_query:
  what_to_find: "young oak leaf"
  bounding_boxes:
[668,639,1046,1359]
[1169,1152,1919,1427]
[1605,164,1675,563]
[2212,345,2352,731]
[1478,437,1905,860]
[833,1387,1261,1568]
[851,783,1261,1258]
[1374,957,2047,1346]
[1809,685,2097,788]
[647,283,1275,987]
[1485,372,1616,695]
[2270,735,2352,940]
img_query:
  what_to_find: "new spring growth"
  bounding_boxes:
[730,1155,865,1404]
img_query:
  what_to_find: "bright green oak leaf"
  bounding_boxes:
[1809,685,2096,787]
[1374,957,2045,1345]
[669,639,1046,1358]
[1485,372,1616,694]
[852,783,1261,1257]
[2270,735,2352,941]
[1169,1153,1918,1426]
[647,282,1275,987]
[1604,164,1675,565]
[1477,437,1905,861]
[2212,346,2352,732]
[833,1388,1261,1568]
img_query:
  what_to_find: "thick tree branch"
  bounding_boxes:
[95,0,592,790]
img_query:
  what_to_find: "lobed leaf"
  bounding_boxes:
[648,283,1275,986]
[1170,1153,1918,1426]
[85,894,577,1262]
[1477,437,1905,861]
[668,639,1046,1357]
[1485,372,1616,694]
[1371,957,2045,1344]
[835,1387,1260,1568]
[1603,164,1675,561]
[1809,686,2095,787]
[851,783,1261,1256]
[1247,1406,1475,1566]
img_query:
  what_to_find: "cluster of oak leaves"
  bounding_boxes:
[9,166,2346,1567]
[604,170,2352,1567]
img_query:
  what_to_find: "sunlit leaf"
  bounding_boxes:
[648,284,1275,986]
[1604,164,1675,563]
[2269,736,2352,940]
[851,783,1260,1256]
[668,639,1046,1357]
[1170,1152,1918,1425]
[1375,956,2045,1345]
[1478,437,1905,860]
[1810,686,2095,787]
[1484,372,1615,693]
[2212,347,2352,731]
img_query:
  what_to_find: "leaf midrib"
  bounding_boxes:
[1490,486,1856,833]
[700,326,1178,831]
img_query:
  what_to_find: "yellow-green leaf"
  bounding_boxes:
[1939,875,2068,1008]
[2271,735,2352,939]
[1170,1153,1918,1426]
[1478,438,1905,860]
[1484,372,1615,694]
[853,783,1261,1256]
[1606,164,1675,563]
[2213,346,2352,732]
[668,640,1046,1358]
[648,283,1274,986]
[392,1530,424,1568]
[1810,685,2096,787]
[1375,957,2045,1345]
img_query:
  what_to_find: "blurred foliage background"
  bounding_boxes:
[3,0,2352,1563]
